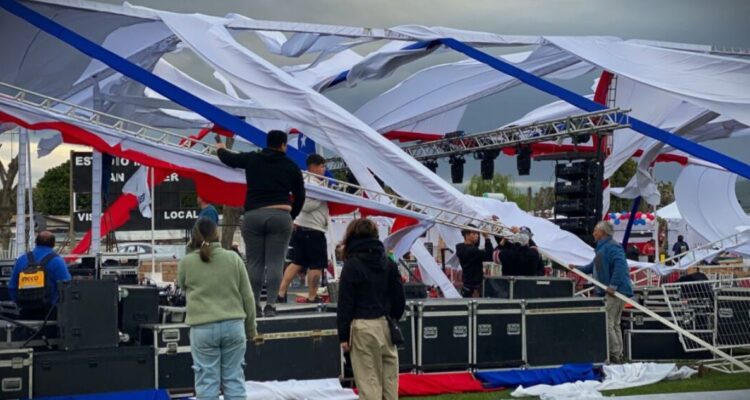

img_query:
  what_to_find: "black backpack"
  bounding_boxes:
[17,252,56,310]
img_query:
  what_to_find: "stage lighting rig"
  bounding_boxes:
[449,154,466,183]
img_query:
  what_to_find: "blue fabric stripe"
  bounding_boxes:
[35,389,170,400]
[440,37,750,180]
[474,363,599,388]
[0,0,307,168]
[622,196,641,249]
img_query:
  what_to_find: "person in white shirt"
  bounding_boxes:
[278,154,330,303]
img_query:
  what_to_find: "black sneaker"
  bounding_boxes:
[305,296,324,304]
[263,304,277,318]
[277,294,287,304]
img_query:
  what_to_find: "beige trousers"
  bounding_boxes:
[605,295,625,361]
[350,318,399,400]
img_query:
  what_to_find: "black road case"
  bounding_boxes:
[140,323,193,392]
[247,313,340,381]
[33,346,155,397]
[483,277,574,299]
[626,330,712,360]
[0,349,32,400]
[715,288,750,348]
[524,298,607,366]
[622,307,698,331]
[416,299,472,372]
[57,279,119,350]
[473,299,524,369]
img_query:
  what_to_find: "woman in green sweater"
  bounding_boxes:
[178,218,257,400]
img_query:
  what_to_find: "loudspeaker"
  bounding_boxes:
[57,280,119,351]
[554,199,592,216]
[119,285,159,343]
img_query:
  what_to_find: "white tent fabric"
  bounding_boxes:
[284,49,364,92]
[470,196,595,267]
[511,363,697,399]
[545,37,750,127]
[674,165,750,255]
[74,21,174,86]
[355,45,593,134]
[613,111,720,205]
[389,25,542,46]
[147,9,501,246]
[244,378,357,400]
[604,76,685,180]
[410,237,461,298]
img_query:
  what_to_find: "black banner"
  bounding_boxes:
[71,152,200,232]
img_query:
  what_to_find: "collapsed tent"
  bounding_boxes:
[2,0,750,273]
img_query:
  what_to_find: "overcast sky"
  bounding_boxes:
[2,0,749,192]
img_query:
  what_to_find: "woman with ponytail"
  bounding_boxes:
[177,218,256,400]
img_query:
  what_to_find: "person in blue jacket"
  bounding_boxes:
[9,231,71,319]
[574,221,633,363]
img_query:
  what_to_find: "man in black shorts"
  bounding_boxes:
[278,154,330,303]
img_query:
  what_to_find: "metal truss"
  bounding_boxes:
[0,81,515,239]
[327,108,630,172]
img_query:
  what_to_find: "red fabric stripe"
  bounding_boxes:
[390,215,420,234]
[384,130,444,142]
[0,111,427,253]
[398,372,496,396]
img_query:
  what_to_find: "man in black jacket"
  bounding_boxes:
[217,130,305,317]
[456,227,493,298]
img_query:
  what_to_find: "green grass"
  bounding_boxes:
[406,369,750,399]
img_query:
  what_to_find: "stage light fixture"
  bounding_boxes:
[516,145,532,176]
[478,150,499,180]
[449,155,466,184]
[423,159,439,173]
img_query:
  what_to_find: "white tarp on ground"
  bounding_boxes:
[675,165,750,255]
[244,378,357,400]
[511,363,697,399]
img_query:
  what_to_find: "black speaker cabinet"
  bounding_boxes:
[483,276,574,299]
[119,285,159,343]
[57,279,119,350]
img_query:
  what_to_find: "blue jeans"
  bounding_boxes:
[190,319,247,400]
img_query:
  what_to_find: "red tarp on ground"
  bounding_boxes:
[398,372,499,397]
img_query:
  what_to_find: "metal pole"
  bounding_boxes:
[25,132,34,245]
[564,265,750,372]
[91,151,102,262]
[150,167,156,276]
[15,129,26,256]
[622,197,641,249]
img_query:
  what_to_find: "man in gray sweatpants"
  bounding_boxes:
[217,130,305,317]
